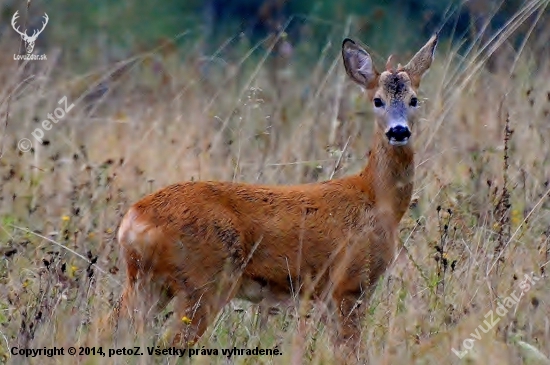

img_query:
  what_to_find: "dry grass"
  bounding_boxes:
[1,2,550,364]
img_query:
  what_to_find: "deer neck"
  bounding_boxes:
[359,130,415,223]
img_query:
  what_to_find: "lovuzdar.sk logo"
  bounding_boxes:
[11,10,48,61]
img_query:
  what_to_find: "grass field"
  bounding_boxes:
[1,1,550,364]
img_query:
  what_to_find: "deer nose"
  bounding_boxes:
[385,125,411,145]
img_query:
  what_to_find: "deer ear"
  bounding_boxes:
[342,38,379,89]
[401,33,438,88]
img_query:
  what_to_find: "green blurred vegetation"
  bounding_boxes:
[1,0,547,71]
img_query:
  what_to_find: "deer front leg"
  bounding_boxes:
[332,290,367,360]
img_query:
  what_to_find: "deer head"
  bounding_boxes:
[12,11,49,54]
[342,33,438,147]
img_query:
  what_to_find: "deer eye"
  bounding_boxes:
[410,97,418,107]
[373,98,384,108]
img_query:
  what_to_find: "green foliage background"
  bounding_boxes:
[2,0,541,71]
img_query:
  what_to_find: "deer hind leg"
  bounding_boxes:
[256,302,286,331]
[108,254,177,338]
[167,278,241,347]
[96,267,174,348]
[111,209,186,335]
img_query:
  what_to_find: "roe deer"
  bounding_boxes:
[112,33,438,354]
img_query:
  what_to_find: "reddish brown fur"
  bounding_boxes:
[110,34,438,357]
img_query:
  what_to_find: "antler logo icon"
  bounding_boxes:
[11,11,49,54]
